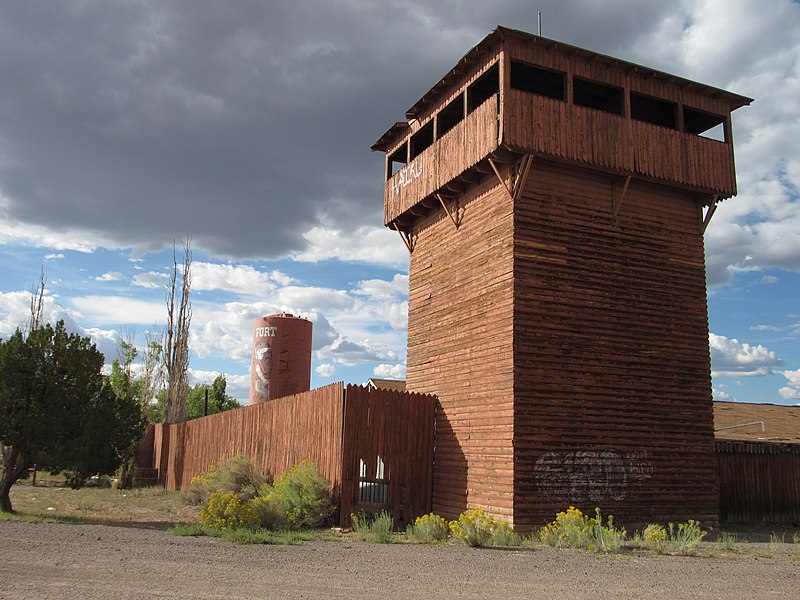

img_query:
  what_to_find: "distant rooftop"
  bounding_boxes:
[714,401,800,444]
[366,378,406,392]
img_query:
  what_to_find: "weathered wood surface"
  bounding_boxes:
[340,384,435,529]
[503,90,736,196]
[512,159,717,530]
[384,94,500,224]
[153,383,345,493]
[717,441,800,523]
[382,32,745,227]
[406,176,516,522]
[146,384,436,528]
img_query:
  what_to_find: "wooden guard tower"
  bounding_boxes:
[372,26,751,530]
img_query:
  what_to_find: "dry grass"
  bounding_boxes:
[5,479,197,527]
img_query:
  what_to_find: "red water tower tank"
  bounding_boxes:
[249,313,312,404]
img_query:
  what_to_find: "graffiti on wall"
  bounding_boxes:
[533,449,654,502]
[391,160,423,197]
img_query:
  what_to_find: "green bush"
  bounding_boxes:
[271,460,334,529]
[351,510,395,543]
[406,513,450,544]
[668,520,707,553]
[192,458,333,532]
[186,455,268,505]
[249,488,289,530]
[590,508,626,553]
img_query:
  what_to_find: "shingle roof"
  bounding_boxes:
[714,401,800,444]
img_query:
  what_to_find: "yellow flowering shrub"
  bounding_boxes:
[406,513,449,543]
[449,509,518,547]
[539,506,625,553]
[199,489,260,530]
[642,523,668,551]
[539,506,595,548]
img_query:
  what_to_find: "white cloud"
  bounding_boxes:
[69,295,165,326]
[0,204,98,253]
[777,369,800,401]
[684,0,800,287]
[83,327,122,362]
[316,337,396,367]
[192,262,276,296]
[273,286,355,312]
[188,368,225,386]
[386,300,409,331]
[712,387,736,402]
[95,271,126,282]
[190,301,341,363]
[294,225,409,268]
[373,363,406,379]
[44,253,64,261]
[0,290,84,338]
[353,274,408,301]
[187,370,250,404]
[132,271,169,289]
[709,333,784,378]
[316,363,336,378]
[269,270,296,287]
[224,373,251,404]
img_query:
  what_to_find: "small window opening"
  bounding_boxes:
[573,77,624,115]
[630,92,677,129]
[358,456,389,505]
[467,63,499,113]
[387,142,407,179]
[437,93,464,139]
[410,121,434,160]
[684,106,726,141]
[510,61,565,100]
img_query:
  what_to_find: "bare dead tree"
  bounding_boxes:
[28,268,46,334]
[162,239,192,424]
[141,328,164,410]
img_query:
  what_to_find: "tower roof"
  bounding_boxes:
[373,25,752,152]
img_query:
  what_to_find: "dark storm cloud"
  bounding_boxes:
[0,1,678,259]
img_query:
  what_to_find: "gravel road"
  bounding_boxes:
[0,520,797,599]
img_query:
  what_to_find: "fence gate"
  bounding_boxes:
[339,385,435,529]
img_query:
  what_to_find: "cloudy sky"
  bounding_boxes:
[0,0,798,405]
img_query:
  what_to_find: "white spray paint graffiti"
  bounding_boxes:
[534,449,654,502]
[391,160,423,197]
[625,451,654,481]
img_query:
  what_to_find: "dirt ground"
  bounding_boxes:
[0,520,797,599]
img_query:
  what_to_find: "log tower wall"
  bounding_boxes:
[373,26,751,529]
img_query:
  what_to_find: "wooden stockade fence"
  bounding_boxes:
[139,383,436,528]
[716,440,800,524]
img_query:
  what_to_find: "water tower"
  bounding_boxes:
[249,313,312,404]
[372,26,751,529]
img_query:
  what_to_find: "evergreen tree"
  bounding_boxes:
[0,321,144,512]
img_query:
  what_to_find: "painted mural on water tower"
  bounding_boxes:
[249,313,312,404]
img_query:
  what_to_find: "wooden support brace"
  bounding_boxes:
[488,158,514,200]
[612,175,632,218]
[700,195,719,234]
[393,222,413,253]
[436,193,460,230]
[512,154,534,201]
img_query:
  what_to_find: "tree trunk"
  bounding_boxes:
[116,456,135,489]
[0,447,29,513]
